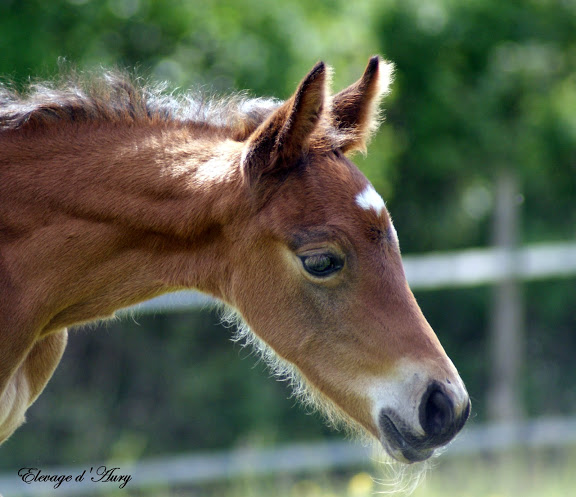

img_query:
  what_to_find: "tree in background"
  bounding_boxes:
[1,0,574,466]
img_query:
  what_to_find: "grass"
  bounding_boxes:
[410,448,576,497]
[46,446,576,497]
[197,447,576,497]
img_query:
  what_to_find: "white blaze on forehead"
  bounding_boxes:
[388,220,399,244]
[355,185,385,215]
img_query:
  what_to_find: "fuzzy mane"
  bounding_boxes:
[0,67,385,154]
[0,71,282,140]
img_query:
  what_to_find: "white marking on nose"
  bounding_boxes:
[356,185,385,215]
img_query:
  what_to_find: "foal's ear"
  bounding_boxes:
[332,55,394,154]
[241,61,329,188]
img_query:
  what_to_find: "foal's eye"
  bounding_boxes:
[300,253,343,278]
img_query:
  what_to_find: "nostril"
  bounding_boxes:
[420,386,454,438]
[427,390,452,435]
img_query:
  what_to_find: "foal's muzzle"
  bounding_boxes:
[379,383,471,463]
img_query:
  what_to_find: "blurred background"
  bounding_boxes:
[0,0,575,496]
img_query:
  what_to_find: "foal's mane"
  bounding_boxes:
[0,70,281,140]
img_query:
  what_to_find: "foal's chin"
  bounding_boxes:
[378,416,435,464]
[380,439,435,464]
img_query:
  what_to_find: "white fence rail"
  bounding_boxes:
[1,417,576,496]
[403,241,576,289]
[126,240,576,313]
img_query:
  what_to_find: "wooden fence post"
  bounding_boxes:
[487,167,524,422]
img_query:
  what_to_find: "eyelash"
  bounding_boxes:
[299,253,344,278]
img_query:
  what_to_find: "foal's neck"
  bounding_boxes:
[1,123,247,332]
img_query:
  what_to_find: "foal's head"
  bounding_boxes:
[225,57,470,463]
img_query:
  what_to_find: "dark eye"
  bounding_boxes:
[300,253,343,278]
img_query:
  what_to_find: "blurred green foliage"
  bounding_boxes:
[0,0,574,467]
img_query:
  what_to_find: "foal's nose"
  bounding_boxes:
[419,383,470,445]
